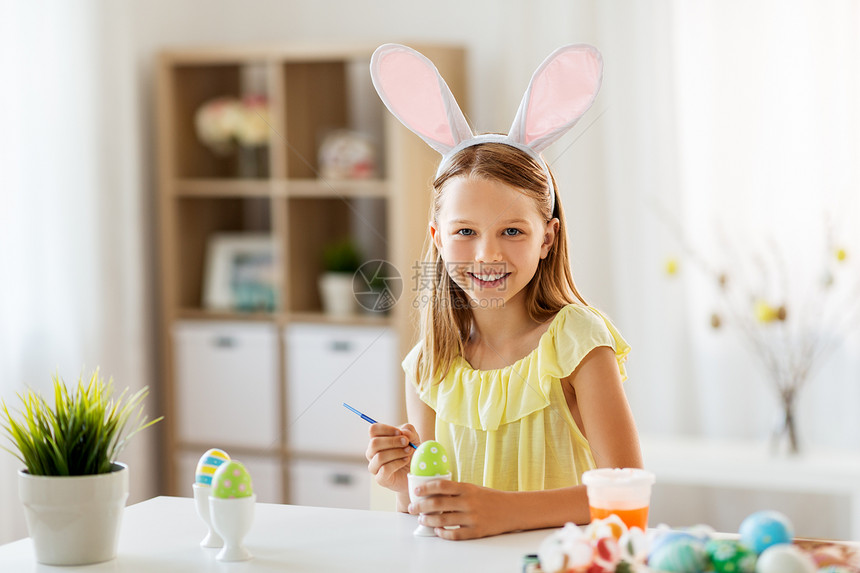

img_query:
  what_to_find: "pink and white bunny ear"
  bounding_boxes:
[370,44,473,155]
[508,44,603,153]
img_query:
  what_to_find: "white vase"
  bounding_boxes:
[18,462,129,566]
[318,272,357,316]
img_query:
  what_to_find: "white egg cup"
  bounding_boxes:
[192,483,223,548]
[208,494,256,562]
[407,473,451,537]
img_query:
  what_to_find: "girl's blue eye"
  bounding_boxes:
[457,229,475,236]
[503,228,522,236]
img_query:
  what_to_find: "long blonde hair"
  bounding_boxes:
[414,142,587,389]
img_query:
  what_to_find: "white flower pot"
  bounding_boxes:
[318,272,358,316]
[18,462,129,565]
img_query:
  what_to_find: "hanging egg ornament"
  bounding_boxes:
[710,313,722,329]
[718,273,729,289]
[739,510,794,554]
[665,257,680,276]
[754,544,816,573]
[754,300,778,324]
[835,247,848,262]
[776,305,787,321]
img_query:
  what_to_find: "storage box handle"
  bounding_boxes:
[331,473,354,486]
[213,336,237,348]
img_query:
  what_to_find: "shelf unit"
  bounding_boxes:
[155,44,467,504]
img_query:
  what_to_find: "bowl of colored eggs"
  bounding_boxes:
[533,509,859,573]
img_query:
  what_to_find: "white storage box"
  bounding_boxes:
[173,321,279,448]
[285,324,397,456]
[289,459,371,510]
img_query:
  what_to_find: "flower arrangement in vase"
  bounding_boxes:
[194,95,272,177]
[660,205,860,454]
[1,369,162,565]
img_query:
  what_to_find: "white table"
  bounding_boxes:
[0,496,550,572]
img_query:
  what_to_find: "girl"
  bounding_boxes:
[365,44,642,540]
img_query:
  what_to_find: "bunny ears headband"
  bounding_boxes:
[369,43,604,213]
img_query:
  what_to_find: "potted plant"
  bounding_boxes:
[0,369,161,565]
[319,238,363,316]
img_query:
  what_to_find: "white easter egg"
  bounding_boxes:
[755,544,816,573]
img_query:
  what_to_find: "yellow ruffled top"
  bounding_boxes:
[402,304,630,492]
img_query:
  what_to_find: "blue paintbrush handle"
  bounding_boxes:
[342,402,418,449]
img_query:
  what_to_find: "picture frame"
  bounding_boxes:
[203,233,278,312]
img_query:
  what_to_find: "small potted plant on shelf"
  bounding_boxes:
[319,238,363,317]
[0,369,162,566]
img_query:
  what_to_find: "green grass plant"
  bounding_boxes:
[1,369,162,476]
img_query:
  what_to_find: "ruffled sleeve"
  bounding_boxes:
[411,304,630,431]
[546,304,630,382]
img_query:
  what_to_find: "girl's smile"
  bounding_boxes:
[467,269,511,289]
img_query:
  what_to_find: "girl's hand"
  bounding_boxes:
[365,423,419,495]
[407,480,512,540]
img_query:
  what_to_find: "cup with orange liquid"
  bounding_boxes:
[582,468,656,531]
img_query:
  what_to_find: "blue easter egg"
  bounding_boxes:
[649,531,699,559]
[648,537,709,573]
[739,510,794,555]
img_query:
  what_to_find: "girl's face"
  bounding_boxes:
[429,175,558,309]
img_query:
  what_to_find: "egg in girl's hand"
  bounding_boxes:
[754,544,816,573]
[195,448,230,486]
[409,440,450,476]
[211,460,254,499]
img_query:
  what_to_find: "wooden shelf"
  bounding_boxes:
[287,311,392,327]
[174,179,274,198]
[155,43,466,505]
[174,307,278,322]
[285,178,388,198]
[174,178,388,199]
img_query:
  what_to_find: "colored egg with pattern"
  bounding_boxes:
[649,531,699,559]
[739,510,794,554]
[648,537,708,573]
[195,448,230,485]
[211,460,253,499]
[706,539,757,573]
[410,440,450,476]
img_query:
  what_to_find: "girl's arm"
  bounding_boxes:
[409,346,642,539]
[570,346,642,470]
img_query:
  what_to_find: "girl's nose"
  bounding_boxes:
[475,237,503,263]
